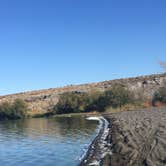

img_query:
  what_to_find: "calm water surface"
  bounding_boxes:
[0,116,98,166]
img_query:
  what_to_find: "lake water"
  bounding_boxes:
[0,116,98,166]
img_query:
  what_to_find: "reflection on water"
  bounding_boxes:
[0,116,98,166]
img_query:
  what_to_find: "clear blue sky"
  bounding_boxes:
[0,0,166,95]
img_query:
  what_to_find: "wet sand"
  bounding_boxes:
[105,107,166,166]
[80,107,166,166]
[80,117,111,166]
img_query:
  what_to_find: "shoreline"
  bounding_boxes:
[79,117,112,166]
[80,107,166,166]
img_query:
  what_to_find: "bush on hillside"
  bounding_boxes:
[0,99,28,120]
[54,92,89,114]
[85,92,109,112]
[105,85,135,108]
[53,85,135,114]
[54,91,107,114]
[152,85,166,105]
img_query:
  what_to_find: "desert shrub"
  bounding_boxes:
[0,99,28,120]
[85,93,109,112]
[104,85,134,108]
[152,86,166,105]
[54,92,89,114]
[11,99,28,118]
[54,85,135,114]
[54,91,105,114]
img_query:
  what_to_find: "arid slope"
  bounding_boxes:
[0,73,166,114]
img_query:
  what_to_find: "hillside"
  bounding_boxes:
[0,73,166,115]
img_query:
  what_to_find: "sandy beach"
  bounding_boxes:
[105,107,166,166]
[80,107,166,166]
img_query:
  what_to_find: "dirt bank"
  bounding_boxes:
[79,108,166,166]
[105,107,166,166]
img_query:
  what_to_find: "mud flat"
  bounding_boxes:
[105,107,166,166]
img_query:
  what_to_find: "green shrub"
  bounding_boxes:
[54,91,105,114]
[105,85,134,108]
[54,92,88,114]
[85,93,109,112]
[53,85,135,114]
[0,99,28,120]
[152,86,166,105]
[11,99,28,118]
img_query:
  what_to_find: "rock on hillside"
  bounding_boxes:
[0,73,166,114]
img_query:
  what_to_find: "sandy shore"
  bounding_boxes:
[80,107,166,166]
[104,107,166,166]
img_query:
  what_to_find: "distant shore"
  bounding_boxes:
[80,107,166,166]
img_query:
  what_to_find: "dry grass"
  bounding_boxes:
[105,103,145,113]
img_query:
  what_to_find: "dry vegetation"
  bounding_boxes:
[0,99,28,120]
[0,73,166,118]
